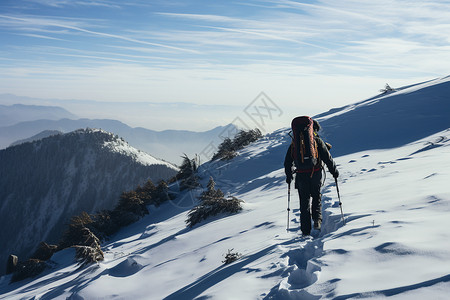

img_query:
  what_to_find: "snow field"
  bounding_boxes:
[299,130,450,299]
[0,126,449,299]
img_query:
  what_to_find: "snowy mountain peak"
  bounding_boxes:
[33,127,176,168]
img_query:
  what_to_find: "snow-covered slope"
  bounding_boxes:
[0,129,178,276]
[1,77,449,299]
[316,76,450,156]
[0,127,448,299]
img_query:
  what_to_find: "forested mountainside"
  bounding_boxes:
[0,128,177,275]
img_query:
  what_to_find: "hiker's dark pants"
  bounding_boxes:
[295,170,322,234]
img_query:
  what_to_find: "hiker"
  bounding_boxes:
[284,116,339,236]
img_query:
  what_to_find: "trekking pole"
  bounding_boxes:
[335,177,346,225]
[286,183,291,231]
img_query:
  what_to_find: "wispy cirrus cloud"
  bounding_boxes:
[202,25,333,52]
[0,14,200,54]
[153,11,338,60]
[156,12,241,24]
[271,0,450,41]
[26,0,122,9]
[1,0,449,125]
[17,32,66,41]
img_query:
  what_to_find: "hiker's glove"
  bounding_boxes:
[333,169,339,179]
[286,173,293,184]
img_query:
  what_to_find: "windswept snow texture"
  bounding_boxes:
[316,76,450,156]
[1,127,449,299]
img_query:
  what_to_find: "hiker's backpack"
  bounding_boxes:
[291,116,319,170]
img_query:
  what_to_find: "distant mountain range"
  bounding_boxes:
[0,93,246,137]
[9,130,63,147]
[0,128,178,275]
[0,117,237,165]
[0,103,77,127]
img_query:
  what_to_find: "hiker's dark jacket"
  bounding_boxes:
[284,135,338,184]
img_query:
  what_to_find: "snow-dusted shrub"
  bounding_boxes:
[10,176,177,282]
[380,83,395,94]
[73,245,104,266]
[152,180,172,205]
[233,128,262,149]
[186,197,243,227]
[212,129,262,161]
[31,242,57,261]
[222,249,242,265]
[135,179,156,205]
[186,177,243,227]
[212,137,234,161]
[63,225,103,266]
[197,176,223,200]
[59,212,95,249]
[90,210,119,238]
[219,149,237,160]
[180,174,201,191]
[177,154,201,190]
[178,154,198,179]
[120,179,174,209]
[112,191,149,227]
[10,212,105,282]
[11,259,47,283]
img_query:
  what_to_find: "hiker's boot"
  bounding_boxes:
[314,221,321,230]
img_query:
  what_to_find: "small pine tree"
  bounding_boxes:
[59,212,94,249]
[153,180,171,206]
[212,129,262,161]
[222,248,242,264]
[136,180,156,205]
[186,177,243,227]
[177,154,200,190]
[178,154,198,179]
[380,83,395,94]
[181,175,200,191]
[206,176,215,191]
[113,191,149,226]
[200,177,224,202]
[212,138,235,161]
[232,128,261,149]
[91,210,119,238]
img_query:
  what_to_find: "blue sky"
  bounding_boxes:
[1,0,450,130]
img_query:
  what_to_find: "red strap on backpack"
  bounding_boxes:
[291,116,317,164]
